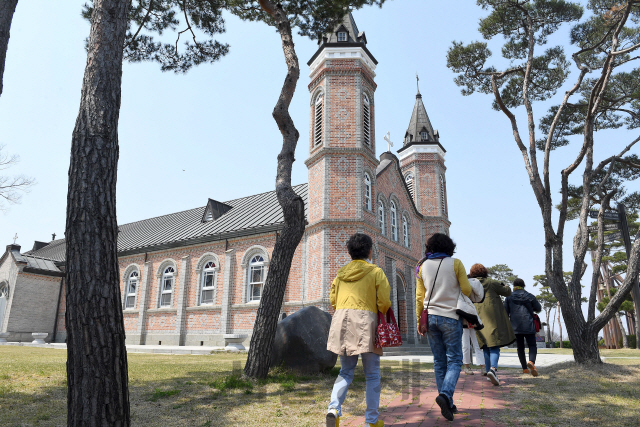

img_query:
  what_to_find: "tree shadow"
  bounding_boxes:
[493,362,640,427]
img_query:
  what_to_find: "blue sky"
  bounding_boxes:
[1,1,637,329]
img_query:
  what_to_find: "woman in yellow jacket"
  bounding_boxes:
[326,233,391,427]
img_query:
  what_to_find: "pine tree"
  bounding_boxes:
[65,1,132,425]
[447,0,640,364]
[0,0,18,96]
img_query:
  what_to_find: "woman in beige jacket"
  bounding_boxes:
[326,233,391,427]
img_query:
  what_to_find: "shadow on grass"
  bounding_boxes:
[495,362,640,427]
[0,348,439,427]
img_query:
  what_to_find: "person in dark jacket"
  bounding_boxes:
[504,278,542,376]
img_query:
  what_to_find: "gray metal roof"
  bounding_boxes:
[25,239,66,262]
[23,255,63,274]
[26,183,309,262]
[404,92,438,145]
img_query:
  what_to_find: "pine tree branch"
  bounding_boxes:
[124,0,154,49]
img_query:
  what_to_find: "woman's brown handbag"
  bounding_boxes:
[418,258,444,335]
[375,308,403,348]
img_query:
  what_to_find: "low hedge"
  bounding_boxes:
[554,340,572,348]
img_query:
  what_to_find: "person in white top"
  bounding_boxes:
[415,233,472,422]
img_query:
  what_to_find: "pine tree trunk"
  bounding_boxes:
[0,0,18,96]
[616,312,629,348]
[243,0,306,380]
[65,1,131,425]
[545,308,552,344]
[558,304,563,348]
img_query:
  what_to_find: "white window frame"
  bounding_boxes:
[337,31,347,42]
[421,131,428,141]
[403,216,409,247]
[390,200,398,241]
[363,94,371,146]
[364,173,372,211]
[0,282,9,328]
[248,255,265,302]
[124,271,138,309]
[378,200,386,236]
[200,261,217,305]
[0,283,8,298]
[159,266,175,308]
[314,93,323,146]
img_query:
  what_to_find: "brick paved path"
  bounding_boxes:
[341,372,511,427]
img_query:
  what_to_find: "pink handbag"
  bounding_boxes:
[375,308,403,348]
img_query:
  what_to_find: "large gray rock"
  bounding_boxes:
[270,306,337,373]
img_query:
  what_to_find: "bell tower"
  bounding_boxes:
[397,79,450,236]
[304,12,379,308]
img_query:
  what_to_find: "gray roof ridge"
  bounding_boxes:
[23,254,58,261]
[118,183,308,229]
[118,206,204,230]
[222,182,308,205]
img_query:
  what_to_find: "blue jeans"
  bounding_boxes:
[483,346,501,371]
[426,314,463,407]
[328,352,381,424]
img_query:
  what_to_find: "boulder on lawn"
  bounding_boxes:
[270,306,337,373]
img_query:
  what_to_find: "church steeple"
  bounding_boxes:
[319,12,367,45]
[307,12,377,72]
[403,75,439,146]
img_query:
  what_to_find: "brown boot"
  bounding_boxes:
[527,361,539,377]
[523,369,530,374]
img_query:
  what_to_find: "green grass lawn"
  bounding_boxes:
[1,346,639,426]
[0,347,428,426]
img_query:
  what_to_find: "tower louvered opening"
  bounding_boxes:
[440,175,446,215]
[363,95,371,146]
[314,94,323,146]
[405,173,414,199]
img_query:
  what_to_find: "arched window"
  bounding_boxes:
[378,200,386,236]
[160,266,175,307]
[364,173,372,211]
[405,173,414,199]
[363,94,371,146]
[314,93,323,146]
[390,201,398,241]
[440,175,447,215]
[125,271,138,309]
[0,282,9,326]
[200,261,216,305]
[403,216,409,247]
[249,255,265,302]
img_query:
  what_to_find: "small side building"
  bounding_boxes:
[0,244,65,342]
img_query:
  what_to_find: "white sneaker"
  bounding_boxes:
[464,366,474,375]
[326,408,339,427]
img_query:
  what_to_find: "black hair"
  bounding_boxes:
[346,233,373,260]
[425,233,456,257]
[513,278,525,287]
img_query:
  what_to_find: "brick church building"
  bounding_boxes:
[0,13,449,348]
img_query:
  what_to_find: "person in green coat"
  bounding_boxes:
[470,263,515,386]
